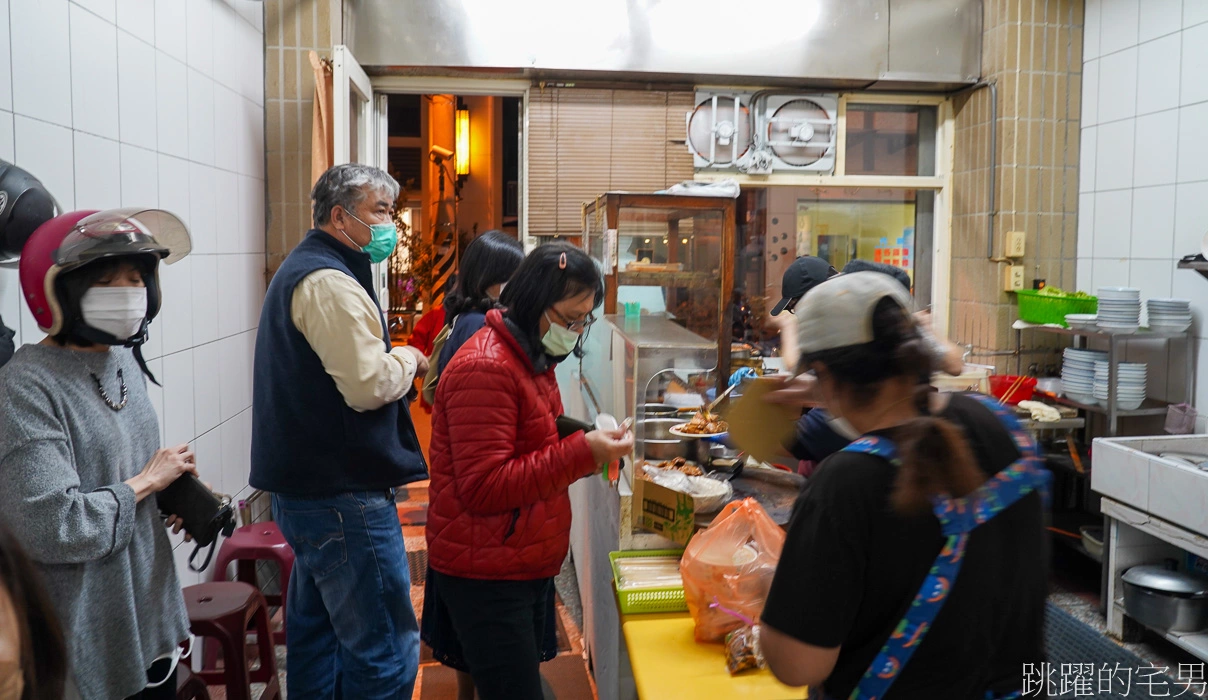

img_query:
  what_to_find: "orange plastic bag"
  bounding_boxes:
[681,498,786,643]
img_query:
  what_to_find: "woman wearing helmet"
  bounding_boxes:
[0,209,199,699]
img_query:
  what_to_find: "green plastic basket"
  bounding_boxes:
[610,549,687,614]
[1015,289,1098,327]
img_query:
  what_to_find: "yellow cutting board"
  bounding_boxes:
[723,378,801,466]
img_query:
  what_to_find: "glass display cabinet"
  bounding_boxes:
[583,192,737,391]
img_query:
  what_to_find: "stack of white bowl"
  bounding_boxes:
[1061,348,1107,405]
[1093,361,1147,410]
[1065,313,1098,331]
[1147,298,1192,333]
[1096,287,1142,334]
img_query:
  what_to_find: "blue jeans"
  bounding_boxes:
[272,491,419,700]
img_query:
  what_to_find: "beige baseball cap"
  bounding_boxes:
[796,271,913,354]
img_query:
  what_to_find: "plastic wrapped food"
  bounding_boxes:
[615,556,683,591]
[724,625,766,675]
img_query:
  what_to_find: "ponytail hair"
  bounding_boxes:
[804,297,987,515]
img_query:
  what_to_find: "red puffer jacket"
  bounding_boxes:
[426,309,597,580]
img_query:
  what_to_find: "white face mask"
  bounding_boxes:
[79,287,148,341]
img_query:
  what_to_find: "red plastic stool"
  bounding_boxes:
[211,522,293,645]
[184,582,281,700]
[176,665,210,700]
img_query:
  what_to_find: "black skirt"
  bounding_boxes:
[421,567,560,672]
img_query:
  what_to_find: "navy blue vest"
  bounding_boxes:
[250,230,427,496]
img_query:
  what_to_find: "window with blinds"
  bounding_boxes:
[527,88,695,237]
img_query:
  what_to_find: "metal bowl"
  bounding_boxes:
[641,403,678,418]
[637,418,691,461]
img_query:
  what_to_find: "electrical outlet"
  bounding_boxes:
[1006,230,1026,258]
[1004,265,1025,291]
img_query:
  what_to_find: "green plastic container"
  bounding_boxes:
[610,549,687,614]
[1015,289,1098,327]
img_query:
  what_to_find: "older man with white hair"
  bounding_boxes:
[251,163,428,698]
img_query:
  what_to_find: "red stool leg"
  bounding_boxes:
[246,594,281,699]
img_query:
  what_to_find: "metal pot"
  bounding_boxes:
[641,403,678,418]
[637,418,691,461]
[1122,561,1208,632]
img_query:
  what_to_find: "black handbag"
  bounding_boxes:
[156,474,237,572]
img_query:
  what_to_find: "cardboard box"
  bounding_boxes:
[632,478,696,546]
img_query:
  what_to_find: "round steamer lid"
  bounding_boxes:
[1123,563,1208,597]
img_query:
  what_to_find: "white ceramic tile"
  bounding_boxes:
[1140,0,1184,42]
[221,409,252,497]
[73,0,116,23]
[1095,119,1136,192]
[115,0,154,44]
[73,133,121,210]
[1164,338,1190,404]
[1080,127,1097,193]
[1078,193,1095,258]
[243,253,265,331]
[218,333,250,421]
[1183,23,1208,106]
[1188,1,1208,26]
[1148,459,1208,535]
[1173,271,1208,339]
[154,0,187,63]
[156,53,189,160]
[192,338,221,435]
[1082,59,1100,127]
[1098,48,1139,124]
[158,249,193,355]
[213,86,240,173]
[0,270,21,348]
[162,348,196,446]
[234,0,262,31]
[237,19,263,105]
[211,0,238,93]
[239,99,265,180]
[1137,34,1182,115]
[190,254,219,344]
[14,117,75,211]
[216,255,241,339]
[1132,110,1179,186]
[117,30,158,150]
[11,0,72,127]
[214,170,239,253]
[187,163,217,254]
[145,357,165,443]
[0,0,11,112]
[1175,181,1208,259]
[1093,257,1130,288]
[186,0,214,76]
[186,70,216,166]
[1131,259,1175,302]
[1077,258,1093,290]
[158,152,190,223]
[239,175,265,253]
[1101,0,1141,54]
[1091,445,1150,508]
[1131,185,1177,259]
[193,427,223,498]
[0,112,11,163]
[69,4,121,140]
[1093,189,1133,258]
[119,143,158,208]
[1178,102,1208,183]
[1086,0,1102,60]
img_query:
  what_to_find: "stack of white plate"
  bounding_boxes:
[1147,298,1192,333]
[1065,313,1098,331]
[1096,287,1142,334]
[1061,348,1107,405]
[1093,361,1148,410]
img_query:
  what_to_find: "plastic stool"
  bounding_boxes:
[176,666,210,700]
[211,523,293,645]
[184,582,281,700]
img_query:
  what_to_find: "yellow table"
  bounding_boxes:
[621,611,803,699]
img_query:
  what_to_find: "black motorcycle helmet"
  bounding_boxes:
[0,160,60,262]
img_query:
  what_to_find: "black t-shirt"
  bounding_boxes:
[762,393,1048,699]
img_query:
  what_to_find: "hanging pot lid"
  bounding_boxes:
[1122,563,1208,598]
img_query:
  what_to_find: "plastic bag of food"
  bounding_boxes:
[681,498,785,643]
[724,624,766,675]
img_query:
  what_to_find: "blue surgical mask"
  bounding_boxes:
[342,212,398,264]
[542,311,581,357]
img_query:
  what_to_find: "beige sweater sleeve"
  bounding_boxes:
[291,269,418,412]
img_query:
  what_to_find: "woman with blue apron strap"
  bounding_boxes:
[841,393,1050,700]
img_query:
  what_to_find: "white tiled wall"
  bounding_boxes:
[0,0,266,586]
[1079,0,1208,407]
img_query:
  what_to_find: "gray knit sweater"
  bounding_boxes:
[0,344,190,700]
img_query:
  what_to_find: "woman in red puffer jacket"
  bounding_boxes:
[423,243,633,700]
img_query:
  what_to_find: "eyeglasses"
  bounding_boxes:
[549,307,596,332]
